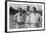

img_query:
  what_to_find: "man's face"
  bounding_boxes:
[31,8,34,13]
[19,8,22,13]
[26,6,30,12]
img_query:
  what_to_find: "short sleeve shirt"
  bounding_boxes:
[29,13,41,24]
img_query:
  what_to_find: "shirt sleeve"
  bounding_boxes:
[38,13,42,27]
[13,13,18,21]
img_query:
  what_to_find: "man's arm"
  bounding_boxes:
[38,14,42,27]
[13,13,18,22]
[39,16,42,27]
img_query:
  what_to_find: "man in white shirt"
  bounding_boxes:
[30,7,42,28]
[25,6,31,28]
[14,8,26,28]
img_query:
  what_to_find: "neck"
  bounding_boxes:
[26,12,30,15]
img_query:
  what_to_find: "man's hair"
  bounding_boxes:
[19,8,22,10]
[32,7,38,13]
[26,6,30,12]
[18,7,22,13]
[27,6,30,9]
[32,7,36,11]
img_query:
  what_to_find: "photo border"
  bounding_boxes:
[5,1,45,32]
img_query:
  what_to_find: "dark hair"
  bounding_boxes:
[18,8,22,13]
[33,7,36,10]
[27,6,30,8]
[26,6,30,10]
[19,8,22,10]
[26,6,30,12]
[32,7,38,13]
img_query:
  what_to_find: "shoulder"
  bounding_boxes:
[36,13,40,15]
[15,13,20,16]
[36,13,41,17]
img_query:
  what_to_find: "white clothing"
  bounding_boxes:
[25,13,41,28]
[25,15,30,23]
[14,13,25,22]
[30,13,41,24]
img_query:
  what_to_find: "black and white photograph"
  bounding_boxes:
[6,1,45,32]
